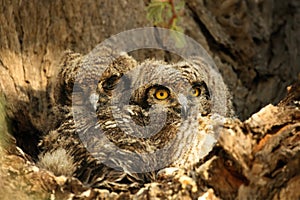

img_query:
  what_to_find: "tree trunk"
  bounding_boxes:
[0,0,299,199]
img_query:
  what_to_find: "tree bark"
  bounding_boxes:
[0,0,299,199]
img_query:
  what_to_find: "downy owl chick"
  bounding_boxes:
[38,49,234,191]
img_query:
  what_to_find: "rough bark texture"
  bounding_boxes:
[0,0,299,199]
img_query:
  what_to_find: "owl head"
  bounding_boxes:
[97,56,213,121]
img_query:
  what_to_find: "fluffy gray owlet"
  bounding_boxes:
[38,49,234,191]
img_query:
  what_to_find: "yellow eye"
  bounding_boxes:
[191,87,201,97]
[155,88,169,100]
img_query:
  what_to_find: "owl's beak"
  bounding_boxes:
[178,93,189,117]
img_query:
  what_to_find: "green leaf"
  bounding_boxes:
[146,1,170,25]
[165,5,173,20]
[146,0,186,45]
[175,0,185,12]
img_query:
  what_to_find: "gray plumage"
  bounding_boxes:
[38,49,234,191]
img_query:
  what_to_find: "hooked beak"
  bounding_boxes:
[178,93,189,117]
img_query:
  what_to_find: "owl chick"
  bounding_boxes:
[38,49,234,191]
